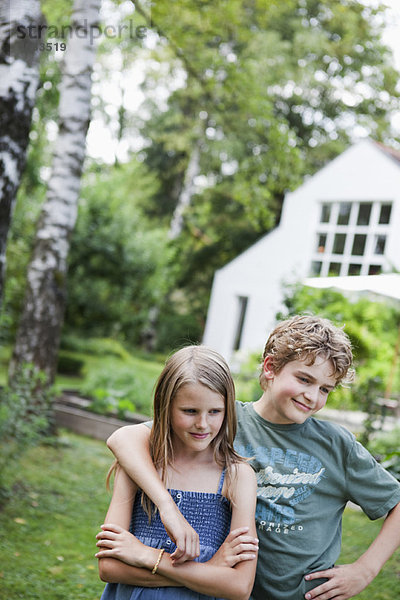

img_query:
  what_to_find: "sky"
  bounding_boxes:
[86,0,400,163]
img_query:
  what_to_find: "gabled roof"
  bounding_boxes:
[373,140,400,165]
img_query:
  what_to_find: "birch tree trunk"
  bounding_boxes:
[168,140,201,240]
[0,0,43,307]
[10,0,101,384]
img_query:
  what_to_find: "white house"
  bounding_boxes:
[202,139,400,361]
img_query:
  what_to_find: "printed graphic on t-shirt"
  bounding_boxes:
[236,443,326,533]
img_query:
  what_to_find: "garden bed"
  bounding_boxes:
[54,391,147,441]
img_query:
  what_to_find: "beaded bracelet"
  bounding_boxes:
[151,548,165,574]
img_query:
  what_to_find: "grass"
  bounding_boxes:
[0,431,399,599]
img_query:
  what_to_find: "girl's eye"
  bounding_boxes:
[183,409,196,414]
[209,409,223,414]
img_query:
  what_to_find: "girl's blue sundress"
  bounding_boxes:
[100,469,231,600]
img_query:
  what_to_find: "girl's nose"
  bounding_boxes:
[195,413,207,429]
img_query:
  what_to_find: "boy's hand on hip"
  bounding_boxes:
[304,563,373,600]
[159,502,200,563]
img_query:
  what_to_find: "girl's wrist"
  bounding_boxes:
[144,546,161,571]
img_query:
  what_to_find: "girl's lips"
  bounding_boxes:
[190,432,209,439]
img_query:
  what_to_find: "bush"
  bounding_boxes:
[81,364,149,418]
[365,427,400,482]
[0,365,54,504]
[57,352,84,376]
[60,334,132,360]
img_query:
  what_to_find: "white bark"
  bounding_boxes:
[10,0,101,383]
[0,0,43,306]
[169,141,201,239]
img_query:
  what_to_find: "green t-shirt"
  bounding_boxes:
[234,401,400,600]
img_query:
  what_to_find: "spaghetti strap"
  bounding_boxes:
[217,469,226,494]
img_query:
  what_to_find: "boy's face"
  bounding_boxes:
[262,355,337,425]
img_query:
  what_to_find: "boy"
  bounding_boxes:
[107,315,400,599]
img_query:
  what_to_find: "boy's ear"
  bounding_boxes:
[263,356,275,380]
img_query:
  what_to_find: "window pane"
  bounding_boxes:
[352,234,366,256]
[379,203,392,224]
[374,235,386,255]
[368,265,381,275]
[337,202,351,225]
[357,203,372,226]
[316,234,327,253]
[311,261,322,276]
[348,264,361,275]
[320,204,331,223]
[328,262,341,276]
[332,233,346,254]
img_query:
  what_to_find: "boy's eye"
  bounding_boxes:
[298,376,309,383]
[321,387,330,395]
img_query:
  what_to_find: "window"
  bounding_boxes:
[374,235,386,255]
[320,204,331,223]
[357,203,372,226]
[311,261,322,276]
[332,233,346,254]
[352,234,367,256]
[312,201,389,278]
[379,203,392,224]
[328,262,341,276]
[316,234,327,253]
[348,263,362,276]
[233,296,248,351]
[368,265,381,275]
[337,202,351,225]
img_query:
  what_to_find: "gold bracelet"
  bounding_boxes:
[151,548,165,574]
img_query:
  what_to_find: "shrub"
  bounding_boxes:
[0,364,54,504]
[57,352,84,376]
[81,364,150,418]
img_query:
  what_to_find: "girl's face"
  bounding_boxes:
[170,382,225,455]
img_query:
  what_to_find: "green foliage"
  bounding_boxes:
[365,427,400,483]
[77,352,163,418]
[57,353,84,376]
[0,365,54,504]
[278,283,400,406]
[60,334,133,361]
[64,160,173,345]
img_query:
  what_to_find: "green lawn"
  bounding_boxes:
[0,431,399,599]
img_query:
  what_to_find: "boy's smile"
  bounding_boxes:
[254,356,337,425]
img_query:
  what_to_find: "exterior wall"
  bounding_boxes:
[203,140,400,362]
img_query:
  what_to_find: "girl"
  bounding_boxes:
[95,345,258,600]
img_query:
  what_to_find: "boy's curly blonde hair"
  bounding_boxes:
[259,314,354,390]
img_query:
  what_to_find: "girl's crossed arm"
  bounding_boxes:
[97,464,177,588]
[97,462,258,600]
[107,423,199,562]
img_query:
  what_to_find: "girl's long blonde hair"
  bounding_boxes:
[144,345,243,515]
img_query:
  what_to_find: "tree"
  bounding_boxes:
[133,0,400,336]
[10,0,101,383]
[0,0,44,307]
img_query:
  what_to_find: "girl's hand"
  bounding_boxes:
[208,527,259,568]
[159,502,200,564]
[95,523,153,568]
